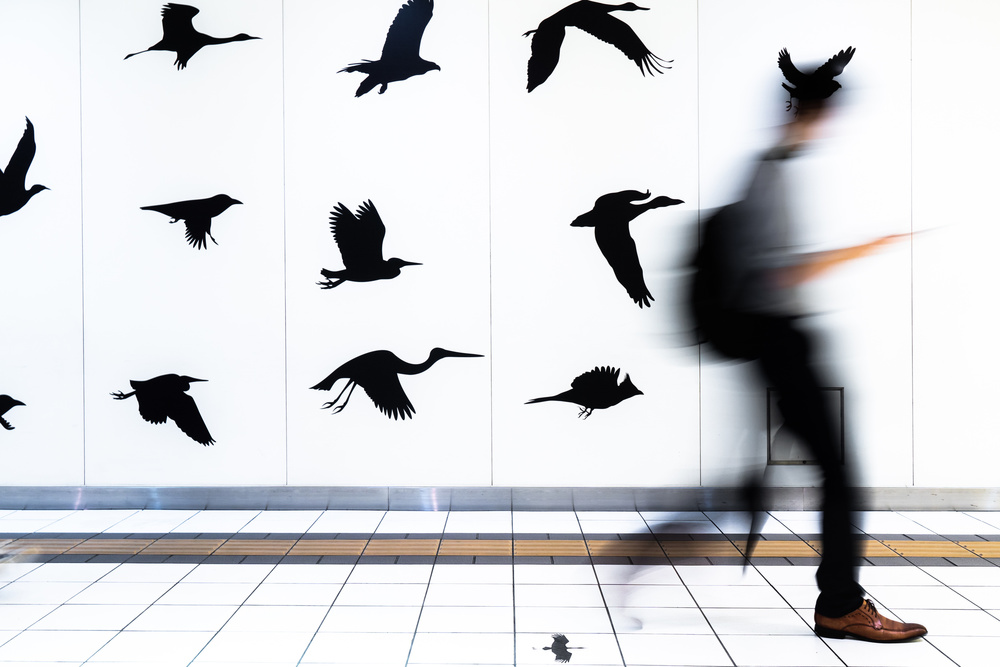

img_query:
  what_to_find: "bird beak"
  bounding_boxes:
[12,400,24,407]
[188,378,207,383]
[443,351,483,358]
[232,199,243,205]
[402,261,422,267]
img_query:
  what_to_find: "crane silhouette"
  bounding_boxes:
[539,633,585,663]
[0,118,47,219]
[318,200,420,289]
[140,194,242,249]
[125,3,260,70]
[111,374,214,445]
[340,0,440,96]
[311,348,482,420]
[0,395,25,431]
[527,366,642,418]
[571,189,683,308]
[778,46,855,112]
[523,1,670,92]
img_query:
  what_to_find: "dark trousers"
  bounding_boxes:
[721,313,864,617]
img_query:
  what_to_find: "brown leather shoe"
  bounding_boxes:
[815,599,927,642]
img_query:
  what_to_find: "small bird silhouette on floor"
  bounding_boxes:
[0,396,25,431]
[340,0,440,96]
[524,1,670,92]
[778,46,855,112]
[572,189,683,308]
[312,348,482,420]
[140,194,242,249]
[111,374,214,445]
[318,200,420,289]
[539,633,585,663]
[0,118,47,219]
[527,366,642,418]
[125,3,260,70]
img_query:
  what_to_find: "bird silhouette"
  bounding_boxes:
[0,396,25,431]
[0,118,47,219]
[571,189,683,308]
[340,0,440,96]
[778,46,855,112]
[318,200,420,289]
[140,194,242,249]
[111,374,214,445]
[523,1,670,92]
[311,348,482,420]
[541,633,585,663]
[125,3,260,70]
[527,366,642,418]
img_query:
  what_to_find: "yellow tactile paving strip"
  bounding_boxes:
[4,535,997,560]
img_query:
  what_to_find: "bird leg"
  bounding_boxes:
[317,277,345,289]
[110,390,136,400]
[577,406,593,419]
[321,381,357,414]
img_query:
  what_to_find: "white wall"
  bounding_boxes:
[0,0,991,489]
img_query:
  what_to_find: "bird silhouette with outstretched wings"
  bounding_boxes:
[541,633,585,663]
[125,3,260,70]
[111,374,214,445]
[778,46,855,112]
[524,1,670,92]
[140,194,242,249]
[0,118,47,219]
[571,189,683,308]
[527,366,642,418]
[340,0,440,96]
[0,396,25,431]
[318,200,420,289]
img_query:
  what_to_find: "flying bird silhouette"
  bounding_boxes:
[527,366,642,418]
[340,0,440,96]
[541,633,585,663]
[140,194,242,249]
[523,1,670,92]
[318,200,420,289]
[0,118,47,219]
[125,3,260,70]
[778,46,855,112]
[571,189,683,308]
[111,374,214,445]
[311,348,482,420]
[0,396,25,431]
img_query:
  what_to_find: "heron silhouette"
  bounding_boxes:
[572,189,683,308]
[527,366,642,418]
[0,396,25,431]
[340,0,439,96]
[523,1,670,92]
[778,46,855,112]
[111,374,214,445]
[140,194,242,249]
[125,3,261,70]
[0,118,47,219]
[540,633,585,663]
[318,200,420,289]
[311,348,482,420]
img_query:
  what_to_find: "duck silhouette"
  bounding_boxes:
[778,46,855,112]
[140,194,242,249]
[318,200,419,289]
[0,118,47,219]
[311,348,482,420]
[524,1,670,92]
[527,366,642,418]
[340,0,439,96]
[125,3,260,70]
[0,396,25,431]
[111,374,214,445]
[572,189,683,308]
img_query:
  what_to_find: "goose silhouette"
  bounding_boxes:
[318,200,419,289]
[778,46,855,112]
[111,374,214,445]
[527,366,642,418]
[0,118,47,219]
[524,1,670,92]
[311,348,482,420]
[125,3,260,70]
[340,0,439,96]
[572,189,683,308]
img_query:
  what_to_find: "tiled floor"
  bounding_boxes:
[0,508,998,665]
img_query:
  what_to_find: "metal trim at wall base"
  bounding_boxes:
[0,487,996,512]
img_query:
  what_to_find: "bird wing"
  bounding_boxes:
[183,217,211,249]
[381,0,433,61]
[813,46,856,79]
[361,372,415,420]
[330,201,386,270]
[570,366,620,393]
[164,390,215,445]
[594,223,653,307]
[526,22,565,92]
[777,48,808,86]
[572,13,656,71]
[134,388,169,426]
[3,118,36,187]
[161,3,200,40]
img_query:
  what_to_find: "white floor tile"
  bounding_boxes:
[424,583,512,607]
[512,512,581,534]
[515,564,597,585]
[42,510,139,533]
[687,585,789,608]
[333,582,428,606]
[89,630,214,663]
[702,607,814,635]
[239,510,323,534]
[617,633,731,666]
[301,631,413,664]
[68,581,175,605]
[722,634,842,666]
[126,604,239,631]
[0,561,43,582]
[514,605,614,633]
[307,510,385,534]
[196,630,314,663]
[855,512,936,535]
[0,581,92,605]
[99,562,196,583]
[593,563,682,585]
[409,632,514,664]
[608,606,714,634]
[951,585,1000,610]
[223,604,328,632]
[155,582,258,606]
[0,604,57,630]
[516,632,622,665]
[347,563,432,584]
[442,511,512,534]
[859,565,940,587]
[921,565,1000,587]
[0,629,116,662]
[183,563,275,583]
[16,562,119,582]
[898,608,1000,636]
[899,511,1000,535]
[705,511,792,535]
[514,583,606,607]
[29,603,147,631]
[928,636,1000,667]
[823,636,954,667]
[244,582,344,606]
[264,563,354,584]
[175,510,260,533]
[756,564,818,586]
[676,564,767,586]
[601,584,697,608]
[417,605,514,633]
[647,520,722,534]
[319,605,422,633]
[430,564,513,585]
[375,510,448,533]
[104,509,200,534]
[866,584,979,610]
[962,512,1000,533]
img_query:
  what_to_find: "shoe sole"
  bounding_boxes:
[814,624,927,642]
